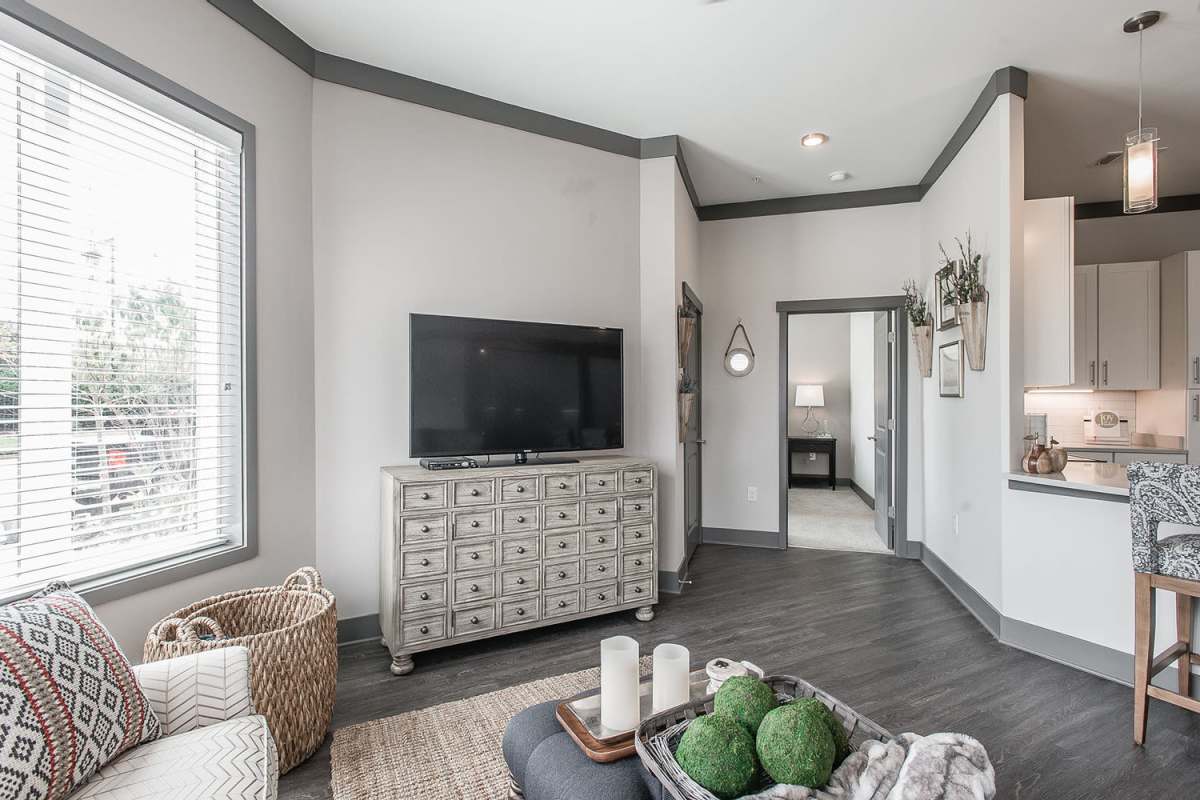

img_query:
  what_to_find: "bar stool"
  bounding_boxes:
[1128,462,1200,745]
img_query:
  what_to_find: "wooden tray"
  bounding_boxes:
[556,702,637,762]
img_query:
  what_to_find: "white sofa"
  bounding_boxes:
[73,646,278,800]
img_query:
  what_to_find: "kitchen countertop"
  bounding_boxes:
[1058,442,1188,455]
[1008,462,1130,497]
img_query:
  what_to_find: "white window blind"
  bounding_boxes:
[0,26,245,601]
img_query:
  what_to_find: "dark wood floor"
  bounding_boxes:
[281,544,1200,799]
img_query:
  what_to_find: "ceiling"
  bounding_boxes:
[256,0,1200,206]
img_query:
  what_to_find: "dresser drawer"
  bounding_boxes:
[544,501,581,529]
[583,498,617,526]
[452,605,496,637]
[544,558,581,589]
[620,494,653,520]
[453,541,496,572]
[400,482,447,512]
[621,469,654,492]
[400,513,448,546]
[543,473,580,499]
[623,549,653,577]
[499,505,539,534]
[500,596,540,627]
[583,583,618,612]
[583,554,617,583]
[401,548,447,580]
[452,509,495,539]
[453,573,496,605]
[621,522,653,548]
[583,527,618,554]
[584,471,618,495]
[400,580,446,615]
[543,529,581,558]
[499,565,540,596]
[544,589,580,619]
[623,577,653,604]
[401,614,446,646]
[453,479,495,507]
[499,534,539,565]
[500,476,539,502]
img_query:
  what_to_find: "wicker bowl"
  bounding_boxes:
[143,567,337,774]
[635,675,892,800]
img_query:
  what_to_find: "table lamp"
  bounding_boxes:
[794,384,824,435]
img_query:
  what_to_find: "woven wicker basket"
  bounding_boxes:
[143,567,337,774]
[635,675,892,800]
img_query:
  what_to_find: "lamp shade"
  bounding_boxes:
[794,384,824,408]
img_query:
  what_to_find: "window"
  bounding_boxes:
[0,13,250,603]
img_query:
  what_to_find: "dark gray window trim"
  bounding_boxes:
[0,0,259,605]
[1075,193,1200,220]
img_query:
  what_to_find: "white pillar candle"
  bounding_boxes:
[600,635,640,732]
[653,643,691,713]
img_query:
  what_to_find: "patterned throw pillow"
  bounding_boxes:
[0,582,161,800]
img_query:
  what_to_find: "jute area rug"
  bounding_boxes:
[330,658,651,800]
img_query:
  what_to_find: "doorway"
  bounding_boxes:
[680,282,703,579]
[776,297,910,557]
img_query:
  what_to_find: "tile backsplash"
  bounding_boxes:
[1023,390,1137,444]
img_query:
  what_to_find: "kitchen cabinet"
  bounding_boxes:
[1024,197,1075,387]
[1159,251,1200,389]
[1190,390,1200,465]
[1097,261,1159,390]
[1069,265,1099,390]
[1114,451,1187,466]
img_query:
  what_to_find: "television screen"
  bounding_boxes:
[409,314,623,458]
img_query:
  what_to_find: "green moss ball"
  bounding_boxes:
[676,713,758,800]
[714,676,779,736]
[755,702,835,787]
[790,698,851,768]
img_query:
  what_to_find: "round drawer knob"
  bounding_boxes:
[598,593,607,601]
[420,492,430,500]
[516,608,526,616]
[419,592,430,600]
[420,558,430,566]
[517,546,526,554]
[516,485,525,493]
[558,600,567,608]
[470,616,480,625]
[420,525,430,533]
[517,515,526,523]
[634,477,643,484]
[470,552,480,560]
[558,541,567,549]
[470,488,479,496]
[634,504,643,511]
[557,571,567,579]
[597,508,606,515]
[598,536,606,544]
[634,532,643,539]
[517,577,526,585]
[470,583,479,592]
[634,586,643,594]
[598,479,606,486]
[419,625,429,634]
[471,520,480,528]
[635,559,643,566]
[558,512,567,519]
[558,482,567,490]
[598,565,606,572]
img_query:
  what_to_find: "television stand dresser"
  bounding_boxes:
[379,456,658,675]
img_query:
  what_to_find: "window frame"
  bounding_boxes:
[0,0,257,606]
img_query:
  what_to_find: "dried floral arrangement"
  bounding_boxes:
[939,232,985,304]
[902,279,930,327]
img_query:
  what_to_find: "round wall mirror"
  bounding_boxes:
[724,347,755,377]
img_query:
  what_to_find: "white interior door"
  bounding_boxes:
[872,312,891,548]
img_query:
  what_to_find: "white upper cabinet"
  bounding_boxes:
[1023,197,1076,388]
[1097,261,1160,390]
[1157,251,1200,390]
[1070,264,1099,390]
[1185,253,1200,388]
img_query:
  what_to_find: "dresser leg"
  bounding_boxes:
[390,654,415,676]
[635,605,655,622]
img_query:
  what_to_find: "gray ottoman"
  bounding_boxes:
[502,700,663,800]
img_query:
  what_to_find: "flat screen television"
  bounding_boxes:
[409,314,623,459]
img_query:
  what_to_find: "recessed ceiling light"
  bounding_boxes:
[829,170,849,182]
[800,132,828,147]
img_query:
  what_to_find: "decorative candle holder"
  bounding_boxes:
[652,643,690,713]
[600,636,640,731]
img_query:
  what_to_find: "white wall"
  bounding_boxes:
[29,0,317,655]
[1076,210,1200,265]
[787,314,851,478]
[312,81,642,620]
[848,312,875,497]
[921,94,1024,608]
[698,204,923,536]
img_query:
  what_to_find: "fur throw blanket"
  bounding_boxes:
[740,733,994,800]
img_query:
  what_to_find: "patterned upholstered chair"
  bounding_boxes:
[74,646,279,799]
[1128,462,1200,745]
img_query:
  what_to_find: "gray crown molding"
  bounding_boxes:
[642,135,701,209]
[208,0,314,74]
[1075,193,1200,220]
[699,185,923,221]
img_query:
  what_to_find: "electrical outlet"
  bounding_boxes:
[747,486,758,502]
[953,513,960,536]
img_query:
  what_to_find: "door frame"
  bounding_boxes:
[775,295,914,558]
[680,281,704,580]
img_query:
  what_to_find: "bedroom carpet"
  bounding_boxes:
[787,487,890,554]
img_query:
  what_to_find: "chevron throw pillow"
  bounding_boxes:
[0,582,161,800]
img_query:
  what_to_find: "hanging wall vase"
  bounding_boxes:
[956,292,989,371]
[678,391,696,442]
[912,321,933,378]
[678,309,696,368]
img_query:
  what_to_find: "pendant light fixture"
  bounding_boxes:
[1122,10,1161,214]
